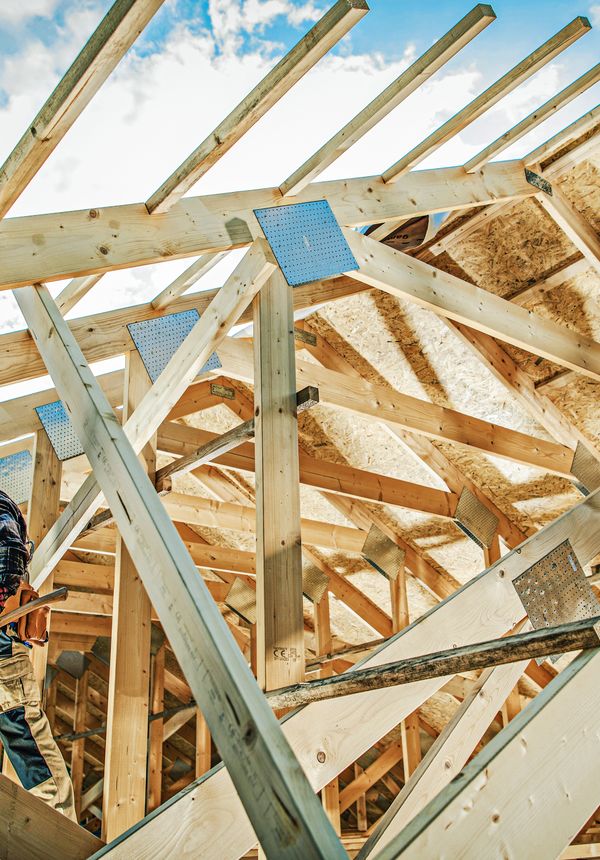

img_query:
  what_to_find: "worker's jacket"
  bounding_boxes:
[0,491,30,659]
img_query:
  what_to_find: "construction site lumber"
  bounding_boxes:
[375,647,600,859]
[104,480,600,860]
[0,161,536,291]
[265,616,600,709]
[16,283,346,858]
[0,774,103,859]
[280,3,496,196]
[145,0,369,213]
[27,241,276,591]
[0,0,166,220]
[381,16,591,181]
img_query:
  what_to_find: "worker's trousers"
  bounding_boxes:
[0,642,77,821]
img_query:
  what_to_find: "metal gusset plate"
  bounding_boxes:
[525,168,552,195]
[127,310,221,383]
[0,449,33,504]
[570,441,600,495]
[361,525,405,580]
[513,538,600,661]
[35,400,85,461]
[254,200,359,287]
[301,563,329,604]
[225,578,257,625]
[454,487,499,549]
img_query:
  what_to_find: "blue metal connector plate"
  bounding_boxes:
[254,200,358,287]
[0,450,33,504]
[127,310,221,383]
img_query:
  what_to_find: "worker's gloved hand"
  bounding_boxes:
[1,582,49,646]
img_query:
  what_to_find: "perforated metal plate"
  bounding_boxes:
[361,525,405,580]
[302,563,329,604]
[454,488,499,549]
[513,538,600,661]
[525,168,552,196]
[127,310,221,383]
[570,441,600,494]
[0,449,33,504]
[35,400,85,461]
[254,200,359,287]
[224,578,257,625]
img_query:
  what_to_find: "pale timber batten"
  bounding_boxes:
[279,3,496,196]
[0,161,536,290]
[0,0,166,220]
[145,0,369,214]
[381,16,591,182]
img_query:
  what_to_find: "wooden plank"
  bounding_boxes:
[0,774,103,859]
[253,268,305,690]
[299,321,528,550]
[0,0,166,219]
[27,241,276,591]
[157,421,458,516]
[344,227,600,382]
[147,644,165,812]
[28,429,62,696]
[280,4,495,195]
[103,349,153,841]
[358,658,529,857]
[195,709,211,778]
[56,274,104,316]
[536,183,600,275]
[524,103,600,168]
[0,161,536,291]
[71,666,89,820]
[16,285,345,857]
[146,0,368,213]
[464,62,600,173]
[151,252,227,311]
[382,16,591,181]
[377,648,600,860]
[339,742,404,813]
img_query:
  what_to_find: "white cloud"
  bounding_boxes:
[207,0,323,54]
[0,0,61,26]
[590,5,600,27]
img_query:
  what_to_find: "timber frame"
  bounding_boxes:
[1,1,600,857]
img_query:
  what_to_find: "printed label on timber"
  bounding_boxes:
[273,646,302,662]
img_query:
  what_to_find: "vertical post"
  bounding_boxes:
[195,709,212,778]
[29,429,62,696]
[253,268,304,691]
[391,567,422,779]
[483,533,501,567]
[354,764,368,832]
[147,643,165,811]
[71,665,89,820]
[315,593,341,834]
[102,350,153,840]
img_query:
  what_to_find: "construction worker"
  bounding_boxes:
[0,489,76,820]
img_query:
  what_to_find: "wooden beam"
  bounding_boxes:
[157,420,458,516]
[102,349,153,841]
[0,161,536,291]
[195,709,212,779]
[376,648,600,859]
[71,665,89,820]
[339,741,404,813]
[27,429,62,696]
[344,227,600,381]
[536,183,600,275]
[146,0,368,213]
[0,0,166,219]
[0,774,103,859]
[253,268,304,690]
[147,644,165,812]
[28,241,276,590]
[381,16,591,181]
[94,478,600,860]
[16,284,345,857]
[151,252,227,311]
[358,657,530,857]
[56,274,104,316]
[464,62,600,173]
[524,103,600,168]
[280,3,495,195]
